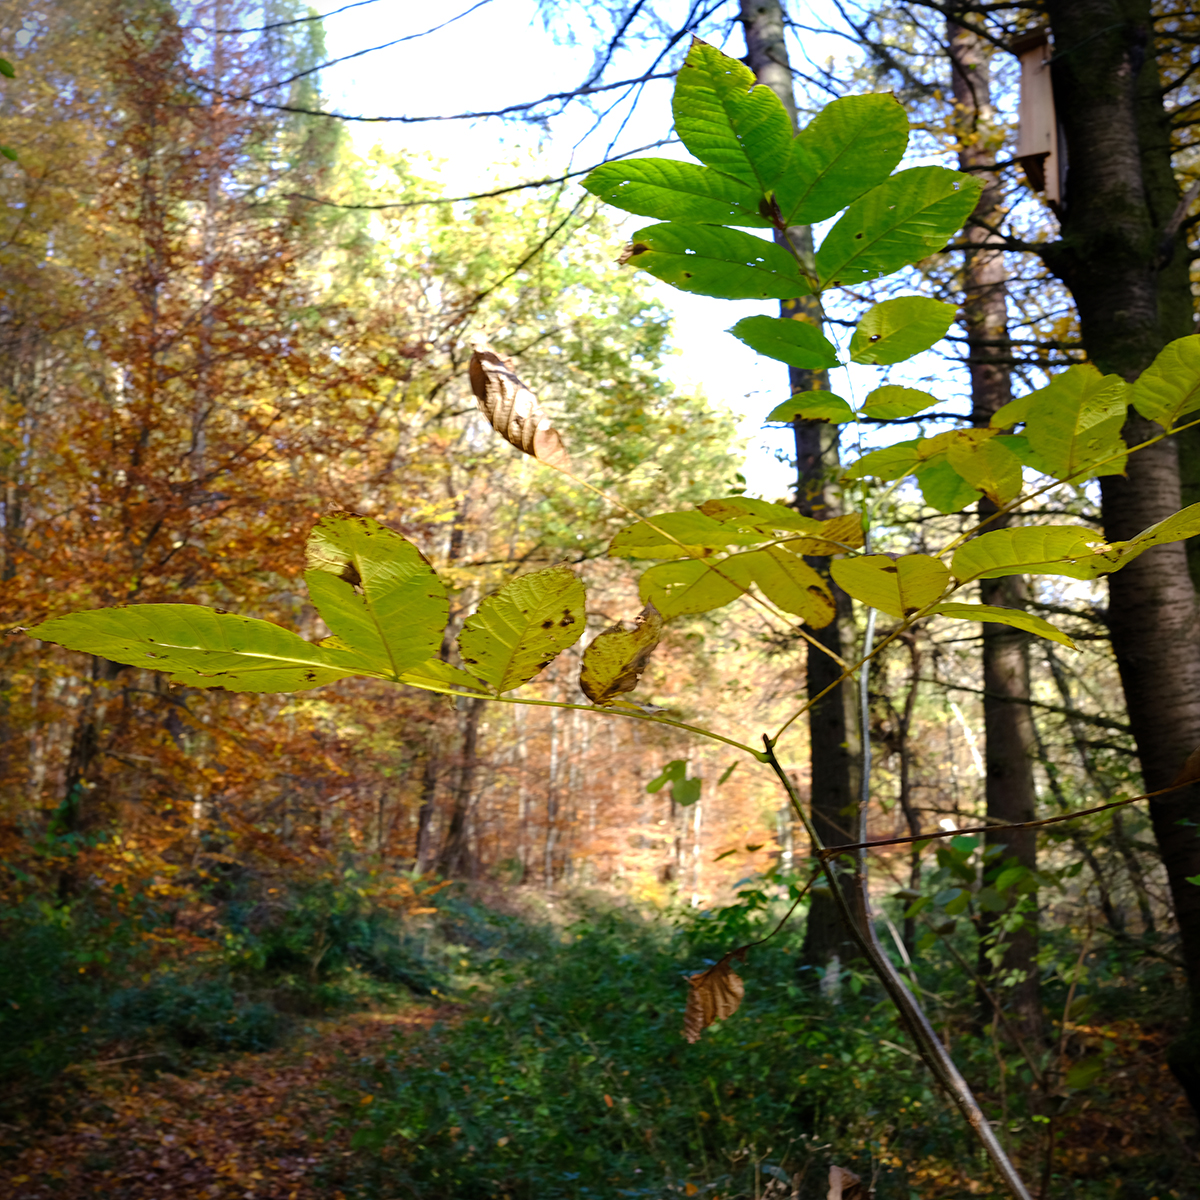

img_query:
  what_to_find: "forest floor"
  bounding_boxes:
[0,1000,456,1200]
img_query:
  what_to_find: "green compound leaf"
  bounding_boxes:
[620,223,810,300]
[639,555,754,619]
[850,297,957,366]
[815,167,982,288]
[767,392,857,423]
[950,526,1109,582]
[26,606,357,693]
[990,364,1128,481]
[579,603,665,706]
[398,659,492,696]
[916,458,982,514]
[928,603,1077,649]
[860,385,940,420]
[698,497,864,550]
[583,158,772,227]
[945,430,1024,506]
[846,430,987,514]
[845,439,922,481]
[730,315,840,369]
[1129,335,1200,429]
[831,554,950,618]
[608,510,765,559]
[304,512,448,680]
[776,93,909,226]
[738,546,835,626]
[458,566,586,693]
[672,38,793,191]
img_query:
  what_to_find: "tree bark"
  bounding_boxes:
[740,0,863,972]
[950,22,1044,1045]
[1041,0,1200,1112]
[436,695,485,877]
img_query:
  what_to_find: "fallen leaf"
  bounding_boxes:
[469,335,569,469]
[827,1164,864,1200]
[683,952,746,1044]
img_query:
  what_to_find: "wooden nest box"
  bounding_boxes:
[1012,28,1062,207]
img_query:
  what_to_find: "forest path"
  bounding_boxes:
[1,1002,457,1200]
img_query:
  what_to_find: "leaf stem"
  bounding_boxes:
[760,736,1034,1200]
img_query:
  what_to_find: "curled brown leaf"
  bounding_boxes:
[1170,745,1200,789]
[579,602,664,706]
[468,335,569,469]
[682,950,746,1044]
[827,1165,864,1200]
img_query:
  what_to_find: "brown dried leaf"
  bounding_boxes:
[1170,745,1200,789]
[468,335,569,469]
[579,603,664,706]
[827,1166,864,1200]
[682,952,746,1044]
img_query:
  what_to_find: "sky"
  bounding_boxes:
[310,0,956,501]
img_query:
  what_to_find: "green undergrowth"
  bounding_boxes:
[0,870,452,1112]
[332,878,1193,1200]
[338,881,962,1200]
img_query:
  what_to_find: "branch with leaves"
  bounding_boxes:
[22,36,1200,1200]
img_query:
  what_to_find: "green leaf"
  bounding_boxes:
[1064,1057,1106,1090]
[815,167,982,288]
[648,759,688,793]
[0,146,16,162]
[738,546,836,626]
[767,392,857,423]
[638,556,754,618]
[673,775,702,806]
[830,554,949,618]
[950,526,1108,582]
[929,603,1077,649]
[672,38,793,191]
[621,223,810,300]
[1066,500,1200,578]
[398,659,492,696]
[579,603,664,706]
[916,458,982,514]
[845,440,922,481]
[990,365,1128,481]
[26,605,357,692]
[849,297,957,365]
[0,58,14,79]
[699,496,864,545]
[730,315,840,369]
[859,385,940,420]
[304,513,447,679]
[583,158,772,227]
[458,566,586,692]
[776,93,909,226]
[608,510,764,559]
[1130,335,1200,428]
[945,430,1024,505]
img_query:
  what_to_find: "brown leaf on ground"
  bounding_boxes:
[579,603,664,706]
[827,1164,865,1200]
[468,336,569,469]
[682,951,746,1044]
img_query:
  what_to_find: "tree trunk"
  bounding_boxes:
[949,22,1044,1045]
[436,696,485,877]
[1042,0,1200,1112]
[740,0,863,972]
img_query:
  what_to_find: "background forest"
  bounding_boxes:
[1,1,1198,1199]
